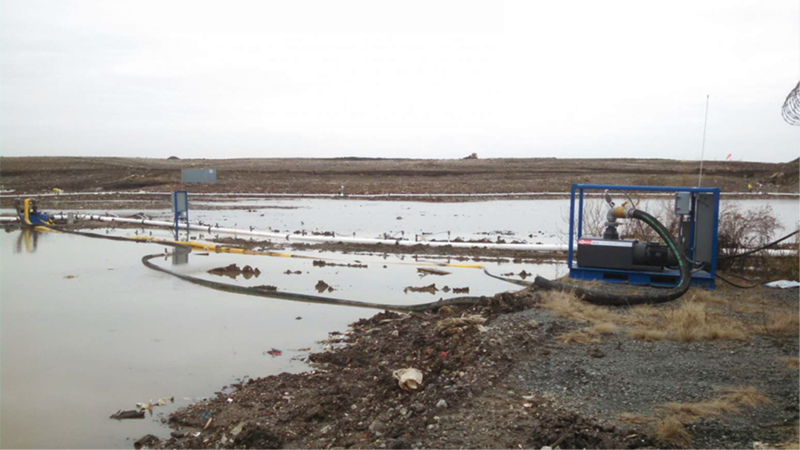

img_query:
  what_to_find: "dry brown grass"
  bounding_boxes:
[541,291,753,344]
[624,387,772,448]
[624,304,662,326]
[688,289,729,305]
[627,300,748,342]
[617,412,652,426]
[659,397,742,422]
[557,322,619,344]
[665,301,748,342]
[538,291,618,325]
[715,386,772,408]
[558,329,601,344]
[628,328,668,341]
[753,441,800,450]
[780,356,800,369]
[763,310,800,338]
[658,387,770,422]
[655,416,691,448]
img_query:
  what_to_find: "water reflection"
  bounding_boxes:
[171,245,190,266]
[14,228,41,253]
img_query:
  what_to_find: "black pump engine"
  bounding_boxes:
[577,238,678,272]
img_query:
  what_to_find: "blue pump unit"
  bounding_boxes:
[15,198,52,226]
[567,184,720,289]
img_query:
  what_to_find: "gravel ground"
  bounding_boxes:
[140,281,798,449]
[499,287,800,449]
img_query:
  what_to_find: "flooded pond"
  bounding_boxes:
[0,229,549,448]
[1,197,797,448]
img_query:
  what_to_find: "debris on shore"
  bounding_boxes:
[149,290,655,449]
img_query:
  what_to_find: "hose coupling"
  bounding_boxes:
[612,202,636,219]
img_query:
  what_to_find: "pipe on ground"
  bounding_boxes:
[50,214,568,252]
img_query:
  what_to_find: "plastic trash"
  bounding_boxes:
[136,402,153,412]
[764,280,800,289]
[392,368,423,391]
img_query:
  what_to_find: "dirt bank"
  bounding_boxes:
[2,157,797,199]
[147,282,799,449]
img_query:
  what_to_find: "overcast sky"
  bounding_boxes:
[1,0,798,161]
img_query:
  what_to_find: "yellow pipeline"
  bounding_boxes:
[122,236,482,268]
[42,227,484,270]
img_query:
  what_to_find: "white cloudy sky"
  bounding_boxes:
[1,0,798,161]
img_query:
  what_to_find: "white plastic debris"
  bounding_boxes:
[764,280,800,289]
[392,368,424,391]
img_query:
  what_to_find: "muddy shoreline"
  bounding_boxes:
[146,282,799,449]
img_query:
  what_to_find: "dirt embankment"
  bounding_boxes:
[2,157,797,197]
[154,290,655,449]
[148,283,799,450]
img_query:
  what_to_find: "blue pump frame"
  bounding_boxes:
[568,184,720,289]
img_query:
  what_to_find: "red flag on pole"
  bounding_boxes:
[725,153,732,160]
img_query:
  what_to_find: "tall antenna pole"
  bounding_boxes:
[698,94,710,187]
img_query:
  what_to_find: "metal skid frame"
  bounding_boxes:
[567,184,720,289]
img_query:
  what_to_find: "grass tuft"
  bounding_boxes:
[715,386,772,408]
[665,301,747,342]
[639,387,772,447]
[764,311,800,338]
[628,328,668,341]
[628,300,747,342]
[557,321,619,344]
[538,291,618,325]
[688,290,729,305]
[655,416,691,448]
[780,357,800,369]
[557,329,600,344]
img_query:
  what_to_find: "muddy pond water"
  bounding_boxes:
[0,228,554,448]
[1,197,797,448]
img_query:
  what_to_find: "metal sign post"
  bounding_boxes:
[171,190,189,240]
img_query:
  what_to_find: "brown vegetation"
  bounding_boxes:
[540,290,751,344]
[763,311,800,338]
[622,387,772,448]
[557,322,619,344]
[780,357,800,369]
[655,417,692,448]
[538,290,618,325]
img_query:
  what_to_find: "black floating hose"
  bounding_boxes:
[141,253,485,312]
[532,209,692,306]
[44,225,487,312]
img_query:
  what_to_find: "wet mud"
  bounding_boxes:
[152,290,655,449]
